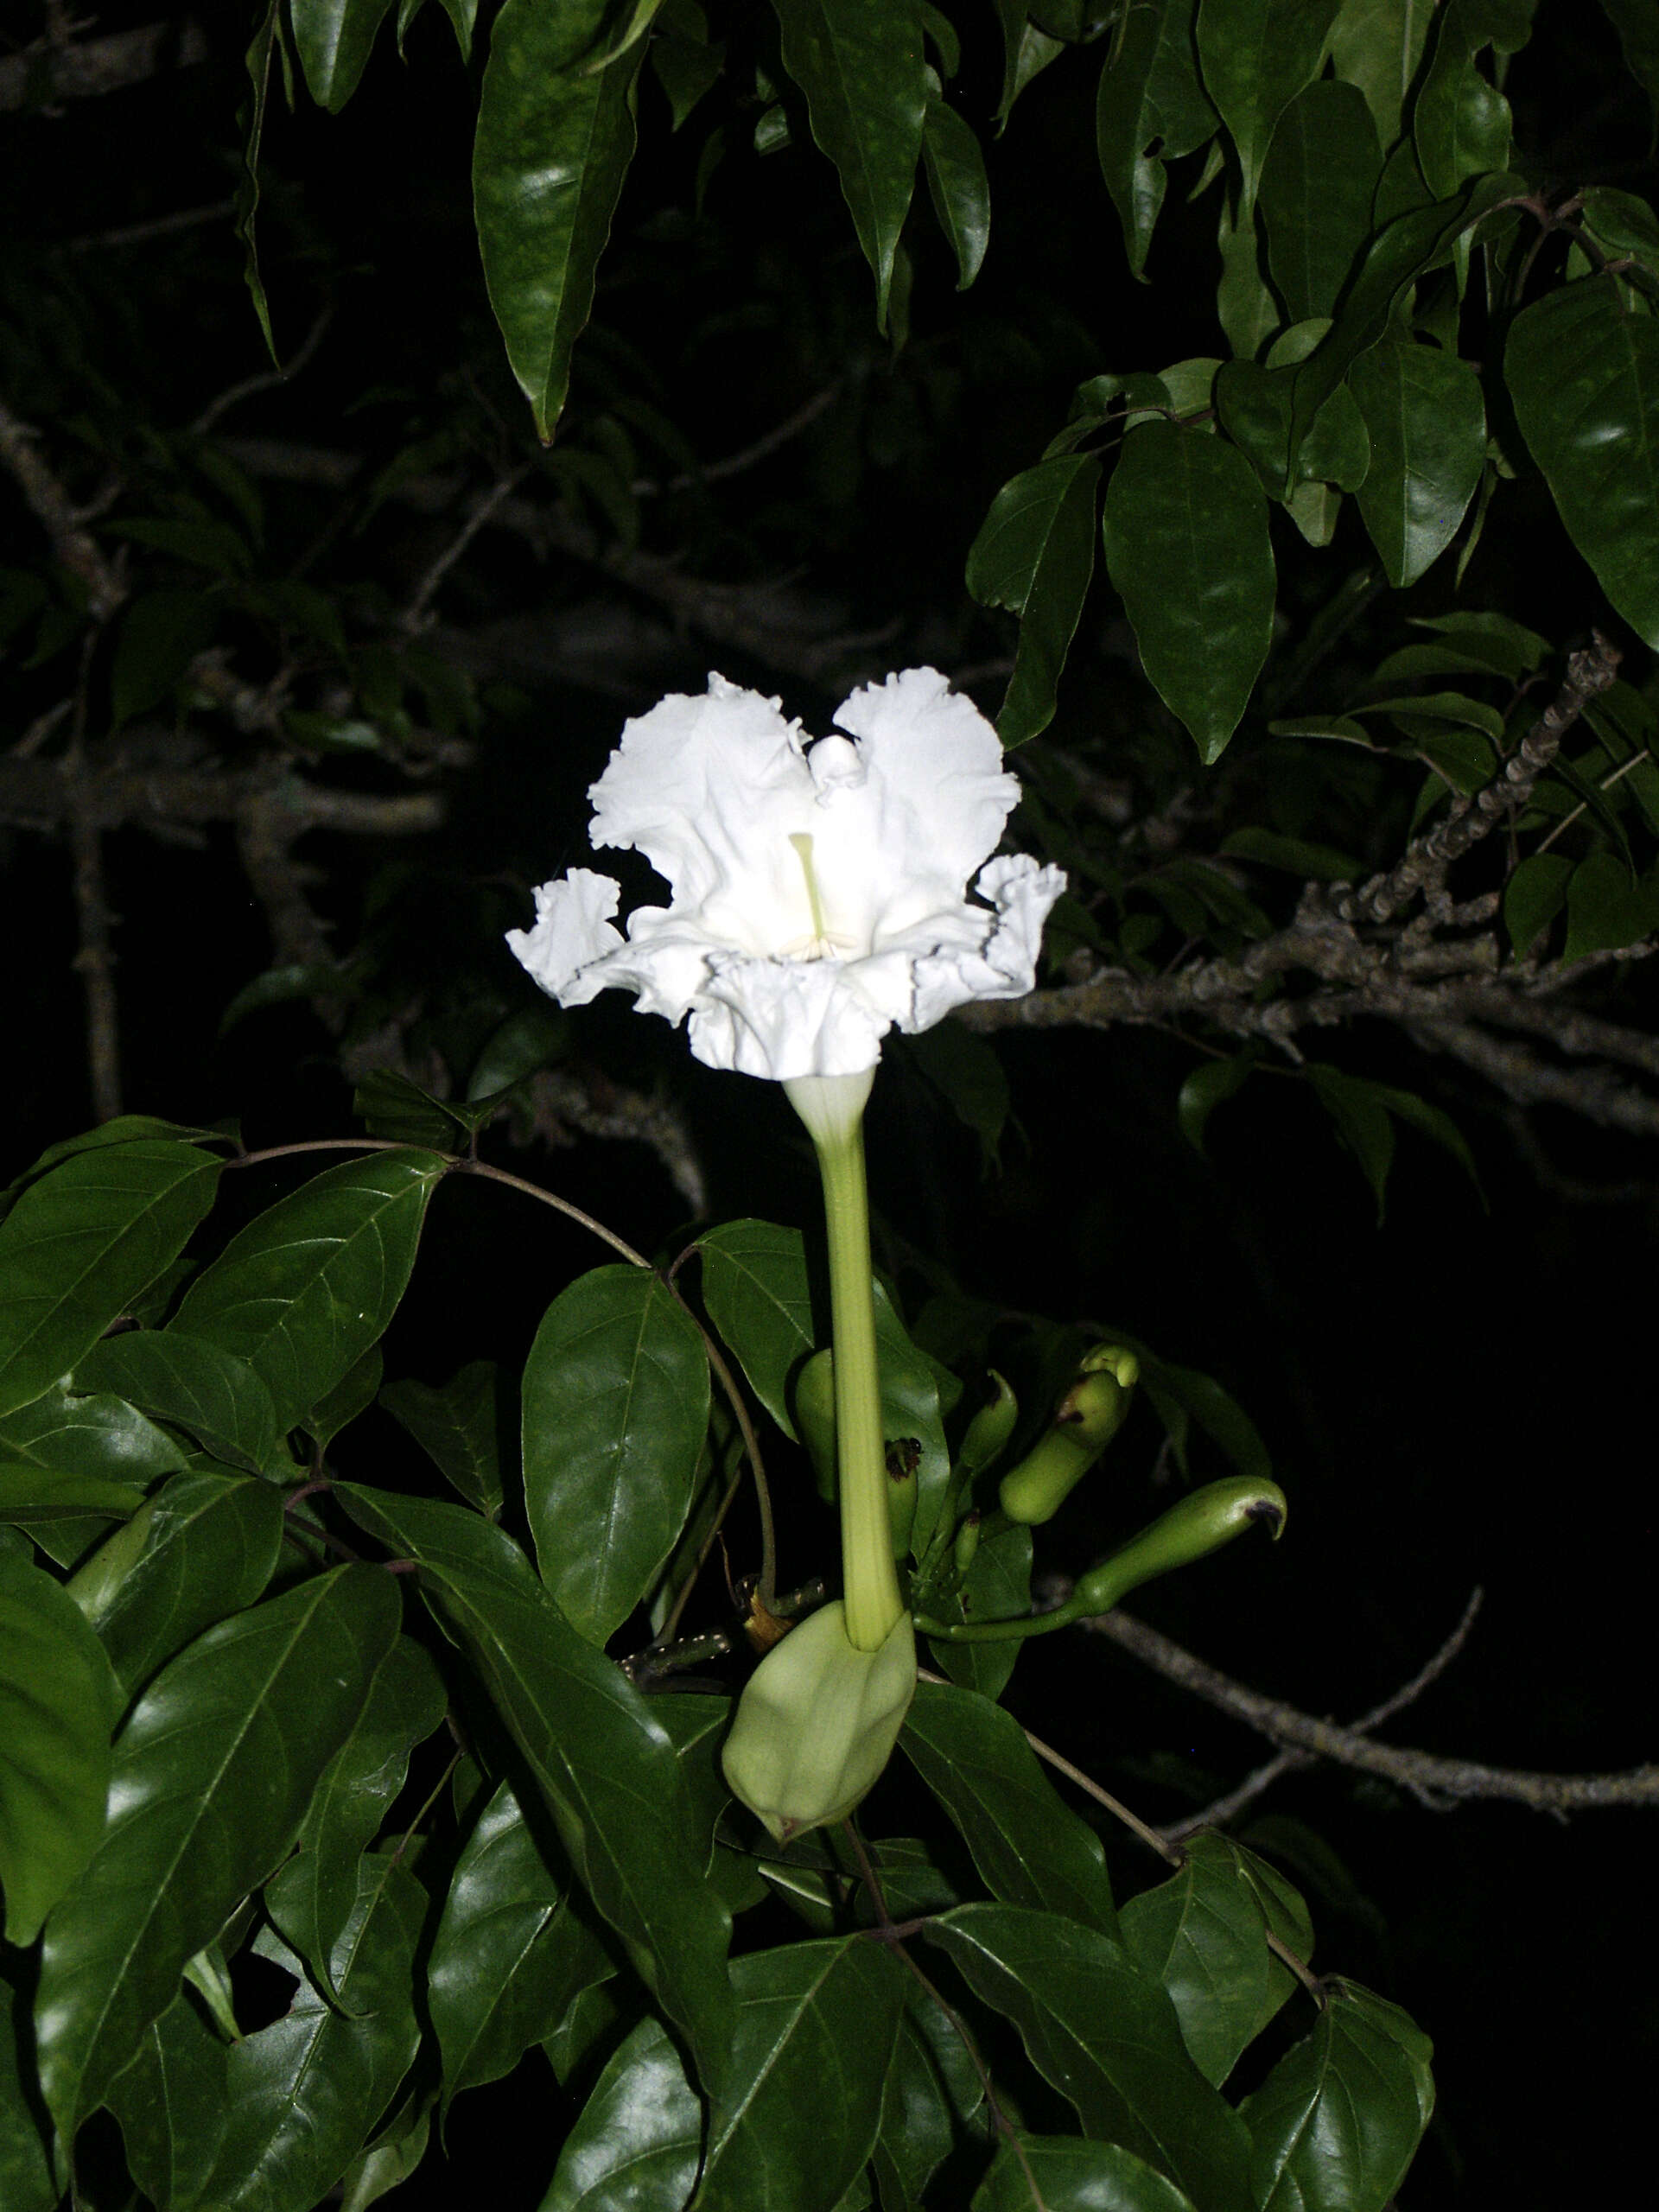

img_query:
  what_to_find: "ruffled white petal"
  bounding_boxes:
[507,671,1066,1081]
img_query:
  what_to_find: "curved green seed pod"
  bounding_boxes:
[65,1497,159,1624]
[997,1344,1140,1525]
[791,1347,838,1505]
[721,1602,916,1844]
[957,1370,1018,1480]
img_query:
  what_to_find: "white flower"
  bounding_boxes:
[506,668,1066,1081]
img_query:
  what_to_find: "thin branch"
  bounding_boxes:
[0,396,125,618]
[66,197,237,256]
[1084,1605,1659,1812]
[0,18,209,112]
[632,382,843,497]
[191,307,334,436]
[400,464,530,632]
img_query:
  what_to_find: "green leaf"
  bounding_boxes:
[1350,339,1486,585]
[1194,0,1344,219]
[1307,1065,1395,1220]
[698,1218,817,1438]
[973,2134,1200,2211]
[1602,0,1659,126]
[334,1484,734,2091]
[379,1360,503,1515]
[2,1118,230,1211]
[1414,0,1521,201]
[899,1020,1011,1173]
[1102,422,1275,764]
[1563,848,1659,959]
[872,1282,955,1565]
[1,1963,63,2212]
[921,91,989,289]
[34,1564,400,2134]
[1131,1350,1272,1485]
[171,1150,445,1433]
[79,1467,286,1702]
[1259,80,1382,321]
[769,0,929,331]
[922,1904,1254,2212]
[901,1681,1118,1934]
[522,1265,710,1644]
[1178,1050,1258,1156]
[1326,0,1435,147]
[1503,849,1573,956]
[353,1067,479,1148]
[429,1776,617,2116]
[110,588,219,729]
[997,455,1102,748]
[289,0,396,111]
[105,1990,228,2212]
[1507,276,1659,649]
[539,2013,702,2212]
[276,1636,448,2005]
[73,1328,287,1478]
[0,1381,186,1523]
[337,2089,433,2212]
[1242,1979,1433,2212]
[1095,0,1218,277]
[696,1938,908,2211]
[474,1,645,440]
[0,1547,118,1945]
[304,1344,384,1452]
[1121,1832,1312,2087]
[200,1855,426,2212]
[0,1141,224,1421]
[926,1512,1031,1701]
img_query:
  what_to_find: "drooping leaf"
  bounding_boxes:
[1258,80,1382,321]
[921,90,989,289]
[1325,0,1435,147]
[1503,849,1573,956]
[1096,0,1218,277]
[73,1329,288,1479]
[921,1904,1255,2212]
[337,2088,434,2212]
[1178,1051,1259,1156]
[0,1381,187,1523]
[1563,848,1659,960]
[34,1563,401,2134]
[0,1141,224,1421]
[1349,338,1487,586]
[1102,422,1275,764]
[1241,1979,1434,2212]
[871,2003,962,2210]
[1602,0,1659,126]
[1413,0,1526,201]
[698,1217,817,1438]
[428,1776,616,2115]
[901,1681,1118,1934]
[289,0,397,111]
[304,1344,384,1453]
[334,1484,735,2093]
[769,0,930,331]
[379,1360,503,1516]
[1507,275,1659,650]
[972,2134,1200,2212]
[0,1961,62,2212]
[0,1546,119,1946]
[538,2014,702,2212]
[522,1265,710,1645]
[1194,0,1344,219]
[696,1937,908,2211]
[105,1989,228,2212]
[474,1,645,440]
[171,1151,446,1433]
[969,455,1102,748]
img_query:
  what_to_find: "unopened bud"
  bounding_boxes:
[957,1370,1018,1480]
[721,1602,916,1844]
[952,1509,982,1577]
[791,1347,838,1504]
[1072,1476,1287,1616]
[998,1345,1138,1525]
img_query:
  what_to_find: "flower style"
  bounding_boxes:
[506,667,1066,1083]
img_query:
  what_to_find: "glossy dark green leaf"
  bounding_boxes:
[380,1360,502,1515]
[1508,276,1659,649]
[1,1119,229,1211]
[35,1563,400,2134]
[1307,1065,1395,1220]
[1363,1081,1484,1205]
[698,1217,817,1438]
[696,1937,908,2211]
[276,1637,448,2004]
[305,1344,384,1452]
[1096,0,1217,277]
[1259,80,1381,321]
[474,1,645,440]
[429,1777,616,2114]
[1102,423,1275,764]
[1564,848,1659,960]
[106,1987,227,2210]
[1178,1051,1259,1157]
[928,1514,1031,1700]
[902,1681,1117,1934]
[0,1381,186,1522]
[1350,339,1486,585]
[1503,849,1573,956]
[352,1069,468,1149]
[0,1963,62,2212]
[338,2088,433,2212]
[1603,0,1659,124]
[289,0,395,111]
[652,11,726,131]
[75,1328,286,1479]
[973,2134,1199,2211]
[1121,1832,1313,2086]
[999,455,1102,748]
[1242,1979,1433,2212]
[171,1151,445,1433]
[1194,0,1344,217]
[0,1546,118,1945]
[968,454,1094,606]
[1327,0,1434,147]
[0,1142,224,1421]
[651,1691,738,1868]
[922,91,989,289]
[1414,0,1523,200]
[539,2013,702,2212]
[872,2005,959,2210]
[922,1904,1254,2212]
[334,1484,734,2091]
[522,1265,709,1644]
[770,0,929,331]
[1287,170,1517,473]
[81,1467,285,1702]
[198,1855,425,2212]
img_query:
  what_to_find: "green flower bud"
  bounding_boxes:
[792,1347,839,1504]
[721,1601,916,1845]
[65,1497,159,1624]
[952,1509,982,1578]
[997,1345,1139,1525]
[957,1370,1018,1480]
[1072,1475,1287,1616]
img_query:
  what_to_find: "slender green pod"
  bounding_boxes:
[997,1344,1140,1525]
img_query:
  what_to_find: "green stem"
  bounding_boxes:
[785,1069,901,1652]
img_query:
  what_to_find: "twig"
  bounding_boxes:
[66,197,237,255]
[1083,1605,1659,1812]
[0,395,124,618]
[400,464,531,632]
[68,770,121,1122]
[631,383,843,497]
[191,307,334,436]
